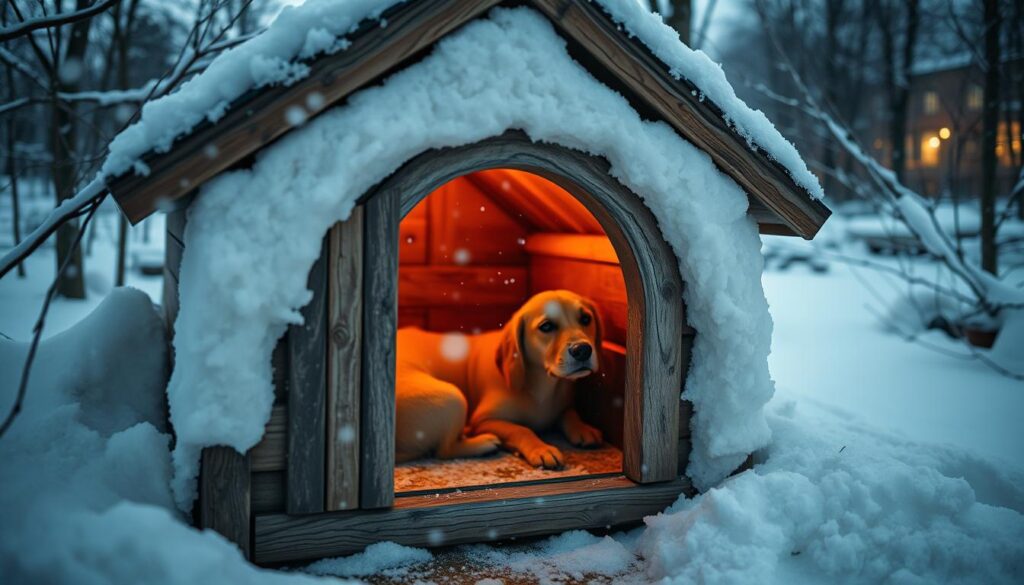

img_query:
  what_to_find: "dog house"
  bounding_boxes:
[105,0,830,565]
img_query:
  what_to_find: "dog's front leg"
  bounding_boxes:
[560,408,603,447]
[473,419,564,469]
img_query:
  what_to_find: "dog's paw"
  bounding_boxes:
[470,432,501,454]
[524,444,564,469]
[567,423,603,447]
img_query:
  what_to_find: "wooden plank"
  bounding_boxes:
[254,476,690,563]
[286,237,329,515]
[386,131,685,484]
[576,341,626,448]
[425,306,518,333]
[525,233,620,264]
[398,203,428,264]
[326,209,364,511]
[532,0,830,238]
[426,177,530,265]
[250,404,287,473]
[270,334,289,405]
[360,185,398,509]
[165,206,188,244]
[400,266,529,307]
[200,446,251,558]
[252,471,285,514]
[109,0,503,223]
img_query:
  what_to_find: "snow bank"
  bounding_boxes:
[306,541,432,578]
[0,289,337,585]
[638,401,1024,584]
[100,0,822,204]
[169,6,774,506]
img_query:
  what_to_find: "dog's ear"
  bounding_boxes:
[496,311,527,392]
[583,298,603,351]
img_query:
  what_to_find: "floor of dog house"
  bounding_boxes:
[394,436,623,493]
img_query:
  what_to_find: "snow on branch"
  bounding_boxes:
[0,178,108,281]
[0,0,121,43]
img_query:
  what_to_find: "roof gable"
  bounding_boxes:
[107,0,830,238]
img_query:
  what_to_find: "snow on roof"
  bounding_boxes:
[101,0,823,201]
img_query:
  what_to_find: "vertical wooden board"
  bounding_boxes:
[361,189,398,509]
[327,209,364,511]
[200,446,251,558]
[398,201,428,264]
[286,238,328,515]
[576,341,627,449]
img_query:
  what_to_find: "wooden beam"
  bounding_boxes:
[360,186,398,509]
[326,210,364,511]
[253,476,690,564]
[200,447,252,559]
[108,0,502,224]
[285,237,329,515]
[399,266,529,307]
[531,0,830,238]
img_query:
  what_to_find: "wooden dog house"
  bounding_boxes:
[106,0,830,565]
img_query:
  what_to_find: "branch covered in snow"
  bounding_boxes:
[0,179,108,281]
[0,0,121,43]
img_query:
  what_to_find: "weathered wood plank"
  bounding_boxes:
[271,334,289,405]
[286,237,329,515]
[326,210,364,511]
[360,185,398,509]
[252,471,285,514]
[385,131,685,484]
[250,404,287,473]
[400,265,529,307]
[254,476,690,564]
[109,0,503,223]
[200,447,251,558]
[532,0,830,238]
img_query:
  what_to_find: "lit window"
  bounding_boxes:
[920,132,941,167]
[967,85,983,111]
[923,91,940,115]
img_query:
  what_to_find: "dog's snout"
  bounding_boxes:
[568,342,592,362]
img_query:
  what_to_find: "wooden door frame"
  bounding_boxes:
[357,131,689,511]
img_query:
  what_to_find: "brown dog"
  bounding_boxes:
[395,290,604,468]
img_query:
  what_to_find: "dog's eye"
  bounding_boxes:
[538,320,557,333]
[579,313,592,326]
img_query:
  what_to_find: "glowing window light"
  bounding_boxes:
[927,136,941,149]
[939,127,951,140]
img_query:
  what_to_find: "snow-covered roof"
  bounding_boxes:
[102,0,829,238]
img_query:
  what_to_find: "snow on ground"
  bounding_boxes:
[2,219,1022,583]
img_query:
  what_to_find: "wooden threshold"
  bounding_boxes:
[253,475,690,564]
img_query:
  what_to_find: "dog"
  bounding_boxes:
[394,290,604,469]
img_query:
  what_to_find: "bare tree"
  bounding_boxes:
[877,0,920,182]
[979,0,1001,274]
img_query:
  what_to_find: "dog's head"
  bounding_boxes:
[497,290,602,392]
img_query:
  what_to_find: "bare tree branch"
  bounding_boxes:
[0,0,120,42]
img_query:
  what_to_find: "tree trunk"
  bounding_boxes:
[664,1,691,46]
[880,0,919,183]
[5,65,25,277]
[980,0,1001,274]
[50,1,95,299]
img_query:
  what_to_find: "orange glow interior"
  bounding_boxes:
[396,169,629,464]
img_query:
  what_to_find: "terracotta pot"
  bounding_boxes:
[964,327,999,349]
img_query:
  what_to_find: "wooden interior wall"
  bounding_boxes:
[398,175,532,333]
[398,172,631,449]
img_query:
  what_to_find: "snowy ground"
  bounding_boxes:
[1,217,1022,584]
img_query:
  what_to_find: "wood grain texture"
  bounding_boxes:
[200,447,252,558]
[250,404,287,473]
[383,131,685,483]
[400,265,529,307]
[286,237,329,515]
[108,0,503,223]
[326,210,364,511]
[360,185,398,509]
[253,476,690,564]
[252,471,285,514]
[532,0,830,238]
[271,334,289,405]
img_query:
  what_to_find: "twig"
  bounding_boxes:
[0,0,120,42]
[0,199,101,439]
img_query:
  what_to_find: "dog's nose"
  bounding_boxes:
[568,342,592,362]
